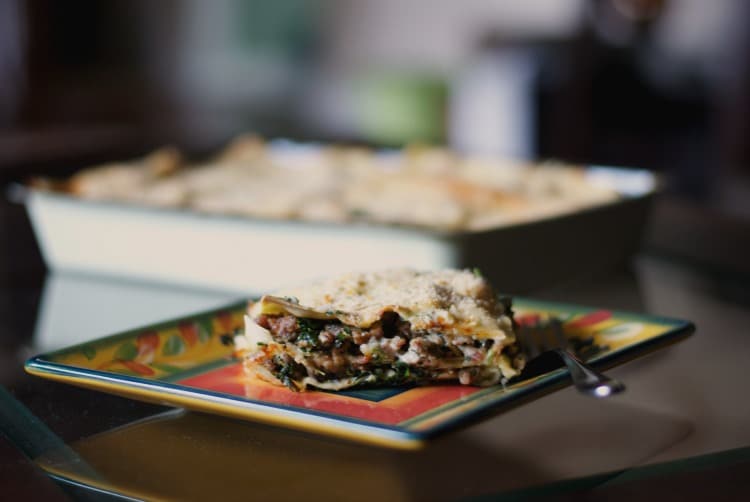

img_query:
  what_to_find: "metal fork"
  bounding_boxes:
[518,318,625,397]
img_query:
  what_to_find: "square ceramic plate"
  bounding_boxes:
[25,299,693,449]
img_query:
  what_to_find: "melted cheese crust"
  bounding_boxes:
[50,136,620,232]
[250,269,513,340]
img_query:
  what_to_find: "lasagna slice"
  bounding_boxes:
[235,269,525,391]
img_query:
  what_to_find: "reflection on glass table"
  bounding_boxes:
[33,273,239,352]
[8,388,692,501]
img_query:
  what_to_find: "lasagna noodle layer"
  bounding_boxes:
[236,269,525,391]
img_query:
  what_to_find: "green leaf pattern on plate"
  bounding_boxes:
[197,319,213,343]
[163,334,186,357]
[114,341,138,361]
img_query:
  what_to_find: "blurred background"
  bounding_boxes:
[4,4,750,497]
[1,0,750,280]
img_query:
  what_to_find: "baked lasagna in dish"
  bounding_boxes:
[32,135,620,232]
[234,269,525,391]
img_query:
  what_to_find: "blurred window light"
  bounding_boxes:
[449,47,537,158]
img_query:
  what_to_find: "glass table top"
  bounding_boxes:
[2,236,750,499]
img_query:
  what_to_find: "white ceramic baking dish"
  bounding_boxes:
[16,165,656,295]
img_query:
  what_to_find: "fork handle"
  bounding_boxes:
[554,349,626,397]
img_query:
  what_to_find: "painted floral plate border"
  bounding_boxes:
[25,299,694,449]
